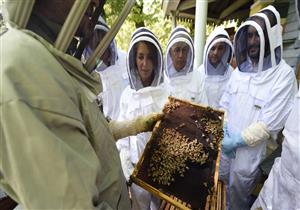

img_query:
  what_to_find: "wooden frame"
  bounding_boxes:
[130,97,225,210]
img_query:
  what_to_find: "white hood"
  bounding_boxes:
[82,16,118,70]
[165,26,194,79]
[203,26,233,80]
[234,6,282,73]
[127,27,163,91]
[255,5,283,67]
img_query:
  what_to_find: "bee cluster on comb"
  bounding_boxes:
[131,97,224,209]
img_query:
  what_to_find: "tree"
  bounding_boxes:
[104,0,174,52]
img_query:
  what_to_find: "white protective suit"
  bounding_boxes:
[117,27,168,210]
[97,48,129,120]
[164,26,208,104]
[219,6,298,210]
[196,27,233,108]
[251,89,300,210]
[82,17,129,120]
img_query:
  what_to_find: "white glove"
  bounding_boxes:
[119,149,134,181]
[109,112,163,140]
[241,122,270,147]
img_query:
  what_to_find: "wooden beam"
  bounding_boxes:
[178,0,217,11]
[221,8,250,22]
[219,0,250,19]
[177,12,219,23]
[178,12,195,19]
[178,0,195,11]
[162,0,180,16]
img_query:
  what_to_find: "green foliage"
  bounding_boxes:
[104,0,174,53]
[103,0,238,54]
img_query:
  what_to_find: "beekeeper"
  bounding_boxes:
[81,16,128,120]
[1,0,162,209]
[164,26,208,104]
[196,27,233,108]
[219,5,298,210]
[251,88,300,210]
[117,27,168,210]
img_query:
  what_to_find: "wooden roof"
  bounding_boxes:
[162,0,290,24]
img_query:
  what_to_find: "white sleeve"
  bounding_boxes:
[260,68,297,139]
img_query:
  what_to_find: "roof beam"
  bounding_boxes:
[177,12,219,22]
[178,0,217,11]
[162,0,180,16]
[178,0,195,11]
[219,0,250,19]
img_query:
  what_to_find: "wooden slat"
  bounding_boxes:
[131,97,225,210]
[222,183,227,210]
[205,195,211,210]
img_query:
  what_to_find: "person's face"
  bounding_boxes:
[170,42,189,71]
[246,18,266,64]
[208,42,226,67]
[136,42,155,86]
[247,26,260,62]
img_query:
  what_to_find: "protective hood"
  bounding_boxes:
[3,0,102,95]
[203,27,233,78]
[255,5,283,67]
[3,0,135,74]
[234,6,282,73]
[2,0,35,29]
[82,16,119,71]
[127,27,163,91]
[165,26,194,79]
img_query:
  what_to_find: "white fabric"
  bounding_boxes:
[116,28,166,209]
[117,86,168,210]
[131,184,161,210]
[195,27,233,108]
[251,90,300,210]
[256,5,283,66]
[163,70,208,105]
[242,121,270,147]
[197,64,232,108]
[219,59,297,210]
[117,86,168,163]
[97,51,129,120]
[119,148,134,181]
[220,11,297,208]
[164,26,208,105]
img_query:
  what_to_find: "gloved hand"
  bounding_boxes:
[221,124,247,158]
[221,122,270,158]
[109,112,163,140]
[119,148,134,181]
[241,122,270,147]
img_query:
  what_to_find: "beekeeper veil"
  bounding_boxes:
[234,5,282,73]
[165,26,194,78]
[127,28,163,91]
[3,0,135,73]
[82,16,118,71]
[203,27,233,77]
[256,5,283,67]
